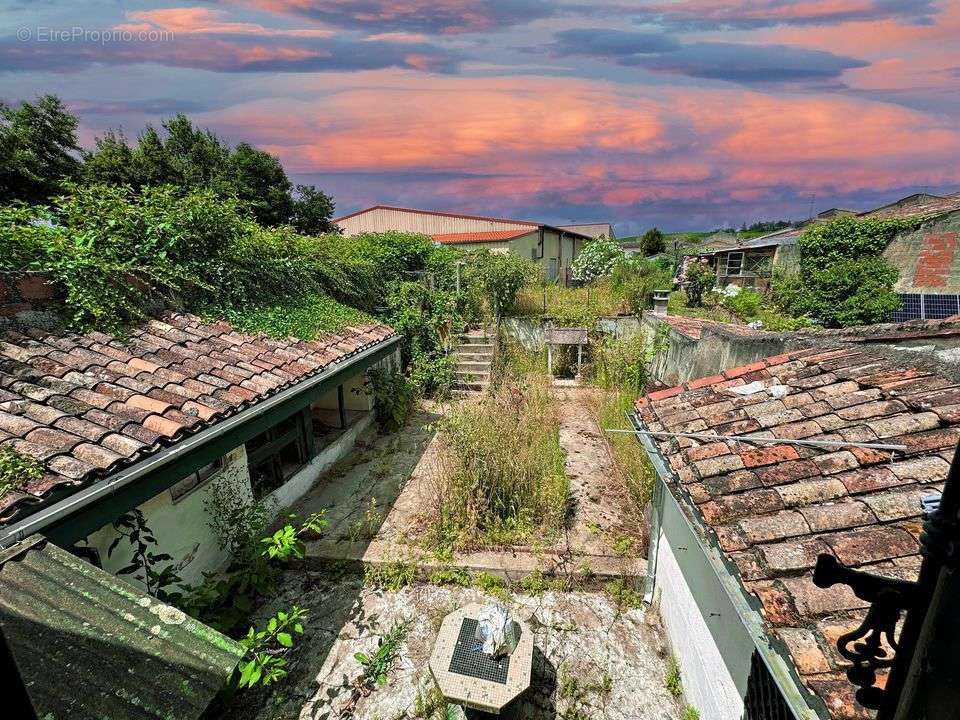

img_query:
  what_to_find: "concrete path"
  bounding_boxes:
[295,393,646,581]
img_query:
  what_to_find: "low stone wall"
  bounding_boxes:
[501,315,642,350]
[641,314,790,386]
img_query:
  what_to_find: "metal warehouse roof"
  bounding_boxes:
[0,536,245,720]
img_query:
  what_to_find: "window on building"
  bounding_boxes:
[742,651,795,720]
[724,251,744,276]
[548,257,558,281]
[246,411,312,498]
[743,254,773,277]
[169,457,224,503]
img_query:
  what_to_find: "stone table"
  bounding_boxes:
[428,603,533,714]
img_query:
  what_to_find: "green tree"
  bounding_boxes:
[0,95,80,203]
[639,227,666,256]
[231,143,294,227]
[81,130,135,186]
[291,184,338,235]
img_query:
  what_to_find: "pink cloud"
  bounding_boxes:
[187,73,960,214]
[116,7,335,37]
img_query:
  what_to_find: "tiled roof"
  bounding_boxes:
[0,313,396,526]
[430,229,533,244]
[635,348,959,719]
[0,535,245,719]
[860,192,960,220]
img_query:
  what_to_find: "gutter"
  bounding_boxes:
[629,410,827,720]
[0,335,401,549]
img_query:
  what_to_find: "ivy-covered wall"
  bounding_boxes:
[884,210,960,293]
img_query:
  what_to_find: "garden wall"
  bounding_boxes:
[501,315,643,350]
[641,315,789,386]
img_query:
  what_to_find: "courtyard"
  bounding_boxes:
[214,384,683,720]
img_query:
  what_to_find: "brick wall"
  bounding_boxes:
[0,272,65,329]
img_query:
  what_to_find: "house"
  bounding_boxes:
[860,192,960,319]
[0,310,399,587]
[711,228,802,290]
[633,347,953,719]
[333,205,592,284]
[1,534,245,718]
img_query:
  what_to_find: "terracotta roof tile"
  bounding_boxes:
[634,347,958,718]
[0,312,396,524]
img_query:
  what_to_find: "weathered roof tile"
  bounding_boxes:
[0,312,396,526]
[634,346,959,719]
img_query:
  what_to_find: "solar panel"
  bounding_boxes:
[447,618,511,684]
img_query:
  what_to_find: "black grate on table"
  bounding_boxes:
[448,618,511,684]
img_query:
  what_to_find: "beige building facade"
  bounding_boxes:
[334,205,593,284]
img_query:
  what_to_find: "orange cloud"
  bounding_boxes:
[116,7,335,37]
[191,72,960,212]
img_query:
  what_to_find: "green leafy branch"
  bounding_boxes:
[237,606,308,688]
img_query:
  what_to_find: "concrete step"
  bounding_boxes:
[456,343,494,353]
[456,361,491,372]
[453,379,489,392]
[459,335,493,345]
[454,369,490,380]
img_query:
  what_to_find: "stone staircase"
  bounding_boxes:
[452,329,494,393]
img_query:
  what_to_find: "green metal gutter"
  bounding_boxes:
[0,335,400,549]
[630,411,828,720]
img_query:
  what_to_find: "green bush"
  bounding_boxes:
[463,249,538,319]
[720,288,762,318]
[367,367,417,433]
[571,235,624,282]
[771,216,912,328]
[639,227,666,256]
[682,260,715,307]
[611,256,674,314]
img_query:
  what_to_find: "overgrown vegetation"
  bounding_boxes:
[354,620,410,689]
[237,607,308,688]
[0,446,44,499]
[771,216,913,327]
[665,656,683,698]
[427,374,568,550]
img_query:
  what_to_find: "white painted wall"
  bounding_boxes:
[651,487,757,720]
[655,532,746,720]
[85,446,252,587]
[267,412,373,511]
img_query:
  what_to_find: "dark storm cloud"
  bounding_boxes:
[549,29,868,84]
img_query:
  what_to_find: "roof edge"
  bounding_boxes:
[332,204,540,227]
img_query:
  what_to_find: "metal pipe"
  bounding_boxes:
[604,427,907,453]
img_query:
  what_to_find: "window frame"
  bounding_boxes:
[169,456,225,504]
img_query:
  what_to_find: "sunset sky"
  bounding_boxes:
[3,1,960,233]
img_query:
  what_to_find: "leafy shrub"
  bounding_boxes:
[464,249,538,318]
[719,287,763,319]
[610,256,674,314]
[354,621,410,689]
[769,216,912,328]
[571,235,624,282]
[367,367,416,432]
[589,333,651,393]
[681,260,714,307]
[238,607,308,688]
[777,257,900,328]
[428,374,568,549]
